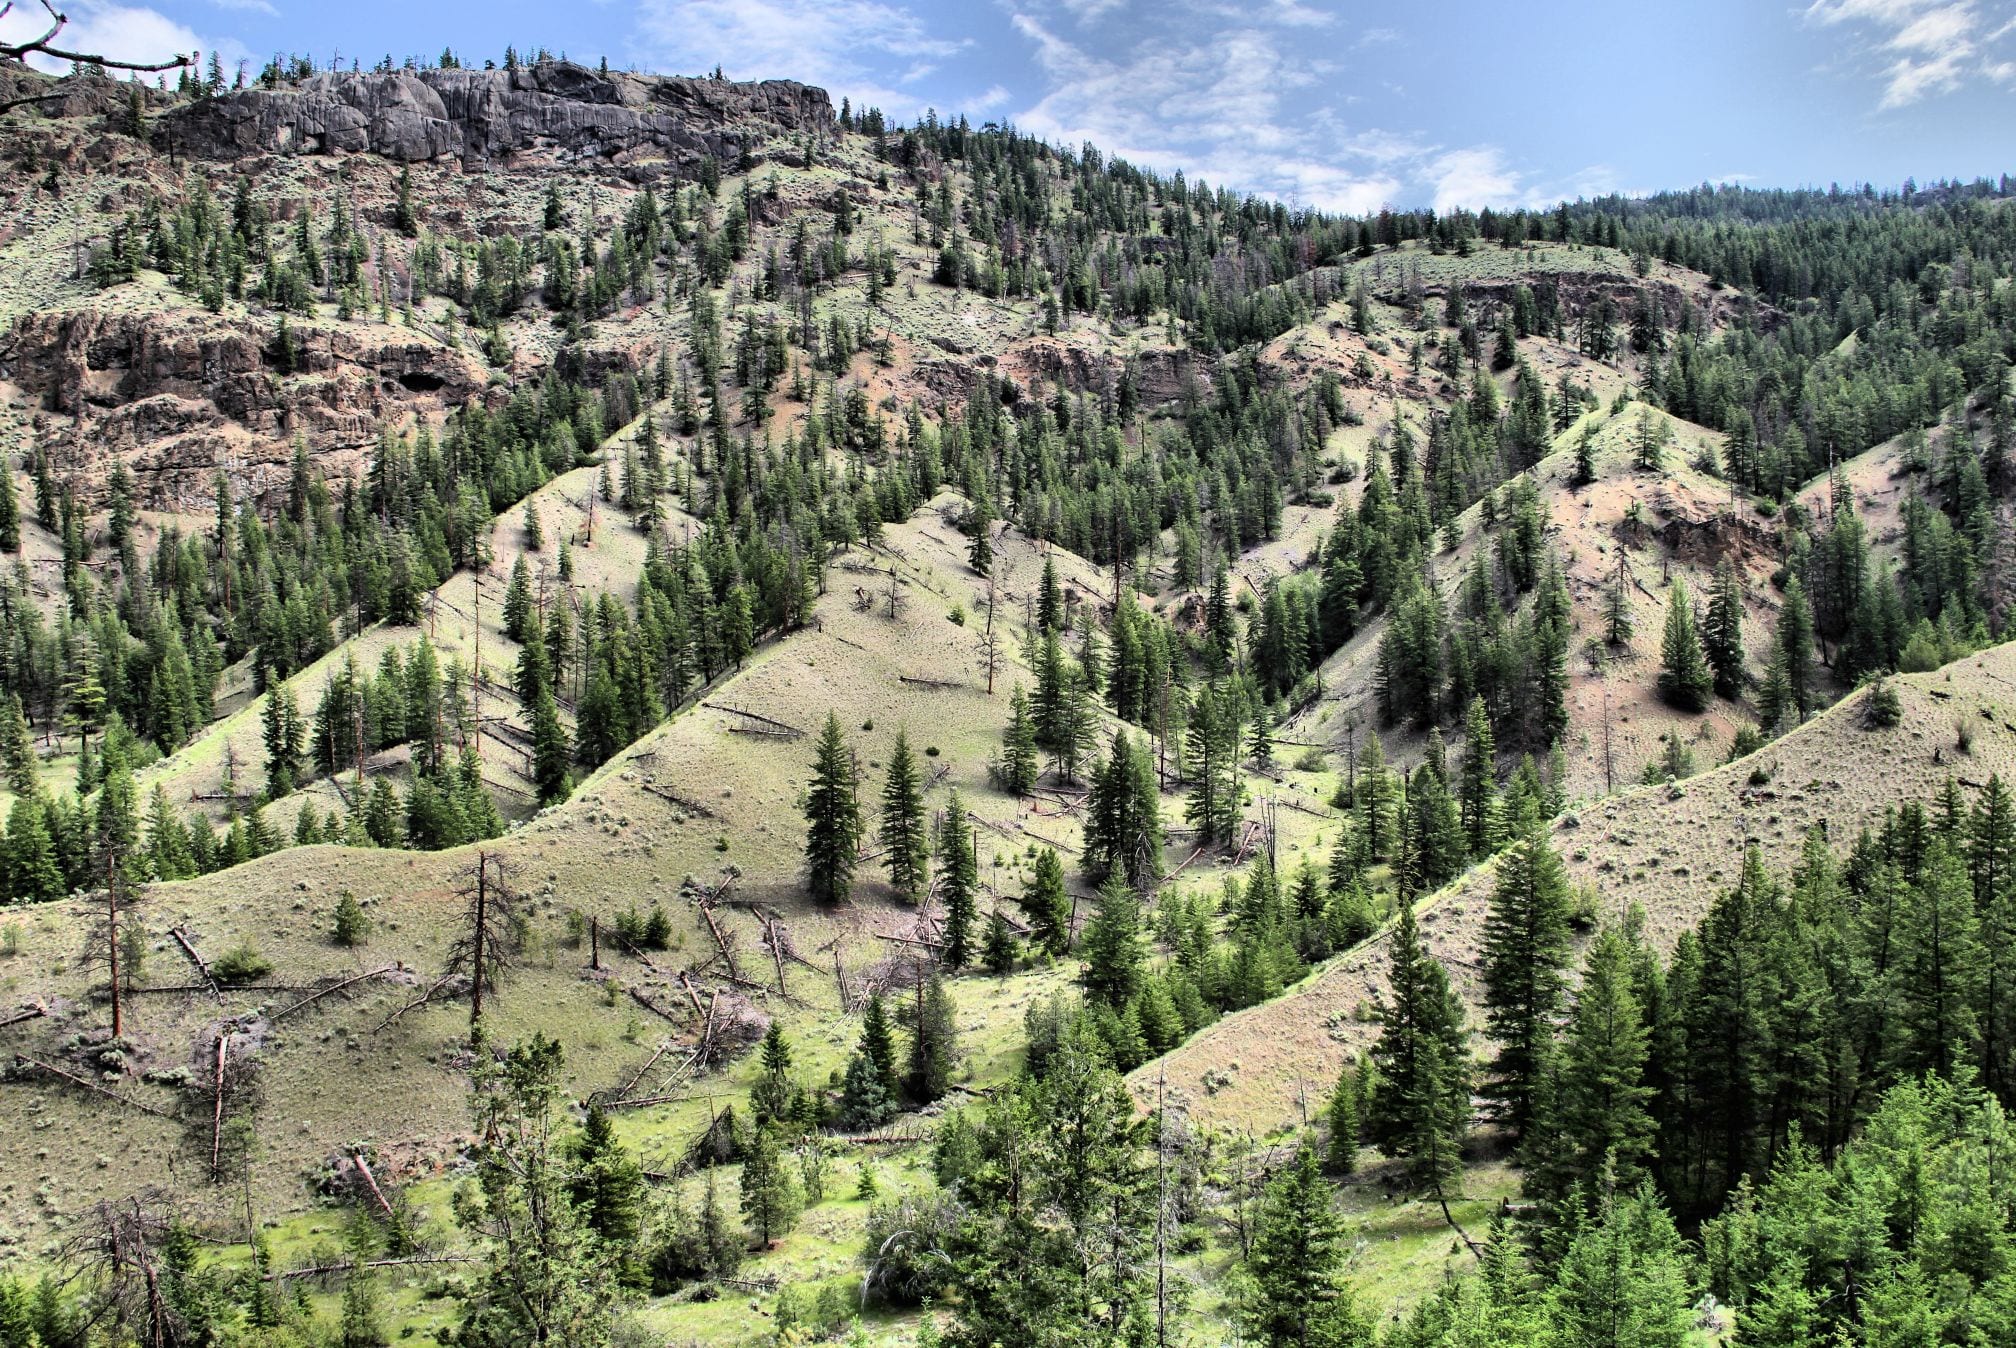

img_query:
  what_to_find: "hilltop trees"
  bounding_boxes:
[804,714,862,906]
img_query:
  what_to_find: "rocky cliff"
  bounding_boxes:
[157,62,833,171]
[1,310,493,510]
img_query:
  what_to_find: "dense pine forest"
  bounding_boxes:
[0,29,2015,1348]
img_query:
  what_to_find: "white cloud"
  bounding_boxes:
[1427,147,1522,213]
[0,0,243,73]
[208,0,278,16]
[630,0,967,119]
[1806,0,2016,106]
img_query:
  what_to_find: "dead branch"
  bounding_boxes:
[0,1004,48,1029]
[372,974,453,1033]
[0,0,194,74]
[349,1152,395,1219]
[640,782,720,819]
[266,1255,472,1283]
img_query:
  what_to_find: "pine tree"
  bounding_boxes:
[738,1125,802,1246]
[1458,695,1498,859]
[1656,580,1713,712]
[1085,730,1162,889]
[1890,840,1985,1079]
[1037,555,1063,631]
[1546,1179,1695,1348]
[261,687,303,798]
[0,456,18,553]
[1777,575,1815,718]
[0,695,36,796]
[1019,846,1073,956]
[1528,926,1655,1200]
[1703,559,1746,698]
[905,971,958,1103]
[571,1104,647,1262]
[804,713,862,906]
[1324,1062,1361,1176]
[1080,874,1144,1007]
[1242,1146,1369,1348]
[859,992,900,1102]
[503,557,532,644]
[999,685,1040,795]
[982,910,1017,974]
[1367,905,1471,1193]
[938,789,978,969]
[530,685,569,805]
[1479,827,1573,1136]
[879,729,929,902]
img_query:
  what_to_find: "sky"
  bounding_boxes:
[4,0,2013,213]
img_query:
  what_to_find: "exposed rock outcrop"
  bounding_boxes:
[0,309,492,509]
[158,63,832,171]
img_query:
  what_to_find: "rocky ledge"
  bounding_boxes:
[157,62,833,170]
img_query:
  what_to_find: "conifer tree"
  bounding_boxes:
[879,729,929,902]
[1242,1146,1369,1348]
[1019,846,1073,956]
[1656,580,1713,712]
[1479,827,1574,1136]
[1085,730,1162,889]
[1037,555,1063,631]
[1528,926,1655,1201]
[1367,905,1471,1194]
[1080,874,1144,1007]
[1603,554,1633,646]
[982,910,1017,974]
[803,713,862,906]
[530,684,569,805]
[1891,841,1985,1079]
[1703,559,1746,698]
[738,1124,802,1246]
[938,789,978,968]
[905,971,959,1103]
[1458,695,1498,859]
[1325,1062,1361,1176]
[859,991,900,1101]
[1777,574,1815,718]
[1546,1179,1694,1348]
[0,457,18,553]
[999,685,1040,795]
[261,687,303,798]
[502,556,532,644]
[1,694,36,796]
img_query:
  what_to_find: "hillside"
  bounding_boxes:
[3,39,2016,1348]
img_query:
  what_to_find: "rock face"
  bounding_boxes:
[159,63,833,170]
[0,310,491,510]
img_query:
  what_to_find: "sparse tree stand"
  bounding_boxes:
[804,713,863,905]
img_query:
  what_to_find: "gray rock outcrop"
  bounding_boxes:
[158,62,832,169]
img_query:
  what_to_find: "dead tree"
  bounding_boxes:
[443,850,523,1033]
[64,1194,183,1348]
[884,567,905,620]
[79,860,143,1040]
[978,580,1002,695]
[0,0,193,116]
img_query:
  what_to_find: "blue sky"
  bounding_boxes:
[5,0,2013,212]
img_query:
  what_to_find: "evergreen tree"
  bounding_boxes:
[905,971,959,1104]
[1085,730,1162,889]
[804,713,862,905]
[1457,695,1498,859]
[1656,580,1713,712]
[738,1124,802,1246]
[1080,874,1144,1007]
[1479,827,1574,1136]
[1527,926,1655,1201]
[1890,840,1984,1078]
[1019,846,1073,956]
[0,695,36,796]
[1242,1146,1370,1348]
[859,992,901,1102]
[0,457,18,553]
[938,789,978,968]
[1777,575,1815,718]
[1324,1060,1362,1176]
[1602,553,1634,647]
[1546,1180,1694,1348]
[1367,905,1471,1194]
[571,1104,647,1271]
[1703,559,1746,698]
[982,910,1017,974]
[530,685,569,805]
[879,729,929,902]
[1037,555,1063,631]
[999,685,1040,795]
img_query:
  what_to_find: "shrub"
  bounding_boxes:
[212,941,273,986]
[1862,679,1902,729]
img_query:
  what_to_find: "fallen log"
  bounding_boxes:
[169,928,222,1002]
[351,1152,396,1219]
[271,967,398,1022]
[641,782,720,819]
[11,1055,170,1117]
[0,1005,49,1029]
[267,1255,472,1283]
